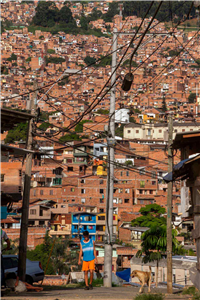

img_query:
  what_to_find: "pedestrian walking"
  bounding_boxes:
[78,231,98,290]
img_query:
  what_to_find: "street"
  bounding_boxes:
[1,286,192,300]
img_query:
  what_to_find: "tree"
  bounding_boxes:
[136,225,183,287]
[188,93,196,103]
[96,109,109,115]
[131,204,166,227]
[84,56,96,66]
[103,2,118,22]
[5,122,28,144]
[80,16,88,30]
[7,53,17,62]
[115,124,125,138]
[27,232,81,275]
[97,55,112,67]
[59,133,82,142]
[162,96,167,112]
[75,120,93,133]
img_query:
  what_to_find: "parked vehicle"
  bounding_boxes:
[2,255,44,285]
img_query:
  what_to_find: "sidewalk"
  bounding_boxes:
[1,286,192,300]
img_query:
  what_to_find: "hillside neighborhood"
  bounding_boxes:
[1,1,200,299]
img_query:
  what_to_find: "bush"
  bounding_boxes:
[182,286,196,295]
[47,49,55,54]
[134,294,164,300]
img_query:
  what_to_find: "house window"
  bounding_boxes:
[136,130,139,133]
[150,190,153,194]
[120,171,123,176]
[118,188,123,193]
[53,178,62,185]
[118,198,122,204]
[85,216,92,221]
[39,221,45,226]
[159,130,162,133]
[18,186,22,193]
[139,190,143,194]
[124,199,129,203]
[125,189,130,193]
[1,174,4,182]
[100,179,103,184]
[19,170,22,177]
[182,129,185,132]
[81,189,85,194]
[71,188,75,192]
[99,208,104,213]
[128,130,131,133]
[100,198,104,203]
[100,189,104,194]
[39,209,43,216]
[33,189,36,196]
[126,171,129,176]
[50,190,53,195]
[152,172,156,179]
[68,167,73,171]
[81,198,85,203]
[61,205,66,208]
[140,181,145,188]
[72,199,75,202]
[81,179,85,184]
[30,209,36,215]
[40,190,43,195]
[152,181,156,186]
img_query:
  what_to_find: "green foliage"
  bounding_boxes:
[3,239,19,255]
[136,225,184,265]
[122,2,196,22]
[168,50,179,57]
[5,122,28,144]
[115,124,125,138]
[182,286,200,300]
[58,75,69,86]
[182,286,196,295]
[39,122,51,131]
[47,49,55,54]
[96,109,109,115]
[84,56,96,66]
[7,53,17,62]
[125,160,133,166]
[22,0,34,2]
[122,59,138,68]
[39,35,44,40]
[75,120,93,133]
[129,117,136,123]
[97,55,112,67]
[131,204,166,227]
[188,93,196,103]
[59,133,82,142]
[45,56,65,65]
[80,16,88,30]
[27,232,81,275]
[134,293,164,300]
[32,1,76,31]
[26,57,31,62]
[103,2,118,22]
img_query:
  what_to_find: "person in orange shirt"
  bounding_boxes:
[78,231,98,290]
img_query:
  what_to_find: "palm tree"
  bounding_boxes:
[136,225,182,287]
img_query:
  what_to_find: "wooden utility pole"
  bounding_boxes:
[167,114,173,294]
[18,81,37,281]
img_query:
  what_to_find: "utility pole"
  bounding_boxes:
[104,28,117,288]
[18,81,37,281]
[167,114,173,294]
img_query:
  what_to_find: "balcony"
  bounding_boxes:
[50,230,71,236]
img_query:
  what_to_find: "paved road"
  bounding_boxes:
[1,286,191,300]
